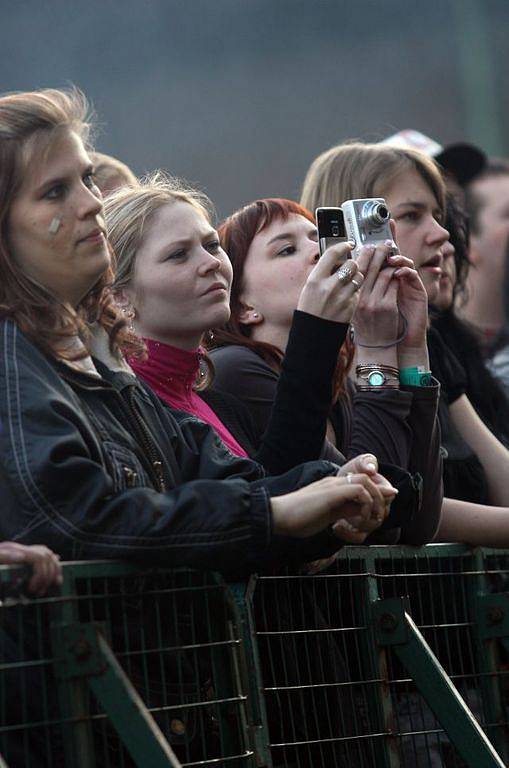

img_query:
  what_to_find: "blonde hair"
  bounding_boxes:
[0,86,142,361]
[105,170,214,292]
[90,150,138,195]
[300,141,446,215]
[105,171,215,388]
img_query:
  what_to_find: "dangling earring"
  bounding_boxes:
[121,306,136,332]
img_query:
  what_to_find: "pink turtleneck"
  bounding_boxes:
[130,338,248,458]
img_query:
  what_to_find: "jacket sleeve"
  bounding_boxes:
[211,311,348,474]
[0,322,339,578]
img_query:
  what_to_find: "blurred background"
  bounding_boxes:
[1,0,507,217]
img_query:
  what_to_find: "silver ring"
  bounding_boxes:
[337,263,354,283]
[346,472,353,484]
[351,277,362,290]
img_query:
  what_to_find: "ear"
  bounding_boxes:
[238,299,263,326]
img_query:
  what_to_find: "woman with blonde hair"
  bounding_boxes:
[105,172,436,544]
[301,140,509,545]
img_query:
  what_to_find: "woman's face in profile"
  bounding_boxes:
[240,213,319,332]
[8,130,109,307]
[129,201,233,348]
[383,169,450,303]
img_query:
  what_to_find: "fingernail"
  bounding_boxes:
[385,239,393,246]
[366,462,377,472]
[336,519,357,532]
[347,240,355,248]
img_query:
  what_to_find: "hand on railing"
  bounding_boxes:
[0,542,62,597]
[271,455,397,544]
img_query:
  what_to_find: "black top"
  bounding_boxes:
[210,310,443,544]
[427,325,488,504]
[432,310,509,446]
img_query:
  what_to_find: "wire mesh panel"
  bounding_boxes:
[246,545,508,768]
[247,554,385,768]
[0,562,254,768]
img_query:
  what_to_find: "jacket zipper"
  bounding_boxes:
[122,387,167,492]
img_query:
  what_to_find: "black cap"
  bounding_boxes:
[435,143,487,186]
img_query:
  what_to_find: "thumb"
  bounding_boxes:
[356,453,378,475]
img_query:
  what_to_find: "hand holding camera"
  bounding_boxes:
[298,223,364,323]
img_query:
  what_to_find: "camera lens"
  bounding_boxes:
[362,200,390,228]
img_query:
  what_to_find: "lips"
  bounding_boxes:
[78,227,106,244]
[203,282,228,296]
[421,253,443,274]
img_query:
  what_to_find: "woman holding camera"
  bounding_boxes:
[300,141,509,544]
[0,88,402,579]
[104,173,441,544]
[206,197,442,543]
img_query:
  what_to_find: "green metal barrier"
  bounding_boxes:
[245,544,509,767]
[0,561,254,767]
[0,545,508,767]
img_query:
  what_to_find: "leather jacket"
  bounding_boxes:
[0,320,352,578]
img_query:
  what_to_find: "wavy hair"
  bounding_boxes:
[211,198,353,399]
[0,87,142,361]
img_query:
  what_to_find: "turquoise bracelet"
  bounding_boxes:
[400,366,433,387]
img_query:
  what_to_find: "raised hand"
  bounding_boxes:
[297,241,364,323]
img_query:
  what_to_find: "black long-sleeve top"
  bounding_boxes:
[210,311,443,544]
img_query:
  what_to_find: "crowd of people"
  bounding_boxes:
[1,87,509,588]
[2,84,509,765]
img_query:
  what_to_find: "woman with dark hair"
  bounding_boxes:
[209,197,443,544]
[431,193,509,446]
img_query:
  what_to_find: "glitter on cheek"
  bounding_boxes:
[48,217,61,235]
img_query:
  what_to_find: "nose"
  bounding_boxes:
[77,182,103,220]
[427,217,450,248]
[198,248,223,275]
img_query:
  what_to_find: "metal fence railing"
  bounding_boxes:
[1,545,508,767]
[0,562,253,768]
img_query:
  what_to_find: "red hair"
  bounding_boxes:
[210,198,352,400]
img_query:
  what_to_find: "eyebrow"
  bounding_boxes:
[158,230,218,251]
[35,162,95,194]
[392,201,427,211]
[267,227,316,246]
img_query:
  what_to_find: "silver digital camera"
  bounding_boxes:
[341,198,394,259]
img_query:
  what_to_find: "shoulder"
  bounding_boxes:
[0,319,61,385]
[211,344,276,378]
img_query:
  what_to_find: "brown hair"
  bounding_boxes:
[300,141,446,215]
[0,87,142,361]
[211,198,353,399]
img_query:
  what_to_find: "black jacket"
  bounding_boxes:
[0,320,349,578]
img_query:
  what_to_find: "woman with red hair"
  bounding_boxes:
[209,198,443,543]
